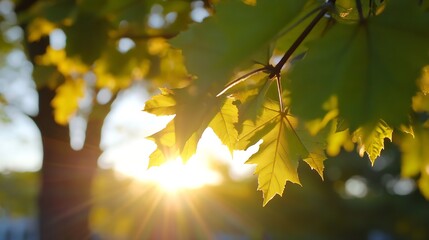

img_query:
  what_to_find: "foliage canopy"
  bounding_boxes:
[2,0,429,205]
[144,0,429,205]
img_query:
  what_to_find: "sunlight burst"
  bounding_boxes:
[143,158,222,192]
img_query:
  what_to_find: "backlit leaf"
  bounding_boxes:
[147,120,176,167]
[325,112,354,157]
[235,77,272,125]
[275,0,330,56]
[399,126,429,199]
[148,117,201,167]
[238,101,325,205]
[169,0,306,150]
[352,120,393,165]
[290,0,429,129]
[148,149,167,168]
[209,98,238,153]
[143,88,176,116]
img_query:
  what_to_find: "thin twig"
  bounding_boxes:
[269,0,335,79]
[216,67,267,97]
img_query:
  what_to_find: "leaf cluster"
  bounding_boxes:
[14,0,200,124]
[144,0,429,205]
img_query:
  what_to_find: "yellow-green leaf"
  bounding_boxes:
[144,88,176,116]
[147,120,176,168]
[238,101,325,206]
[399,126,429,199]
[209,98,238,153]
[353,120,393,165]
[148,118,201,167]
[148,148,168,168]
[51,78,85,125]
[170,0,306,151]
[400,126,429,178]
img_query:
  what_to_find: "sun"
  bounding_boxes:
[135,157,222,193]
[106,134,224,193]
[102,127,259,193]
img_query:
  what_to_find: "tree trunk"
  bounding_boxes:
[34,88,106,240]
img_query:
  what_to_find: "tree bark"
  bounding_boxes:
[34,88,106,240]
[17,1,110,237]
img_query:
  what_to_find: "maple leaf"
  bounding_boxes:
[147,115,202,166]
[353,120,393,165]
[238,101,326,206]
[290,0,429,129]
[147,120,176,168]
[235,77,273,126]
[209,98,239,153]
[143,88,176,116]
[144,89,180,166]
[169,0,306,152]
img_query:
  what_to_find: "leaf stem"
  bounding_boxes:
[216,66,267,97]
[269,0,335,79]
[275,75,284,111]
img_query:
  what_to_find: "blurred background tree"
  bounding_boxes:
[2,0,202,238]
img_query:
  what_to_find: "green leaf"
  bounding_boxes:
[64,12,111,65]
[173,90,222,151]
[299,127,328,179]
[209,98,239,153]
[353,120,393,165]
[236,77,272,125]
[275,0,330,56]
[238,101,325,206]
[21,0,76,23]
[169,0,306,151]
[290,0,429,129]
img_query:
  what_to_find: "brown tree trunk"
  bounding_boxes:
[34,88,106,239]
